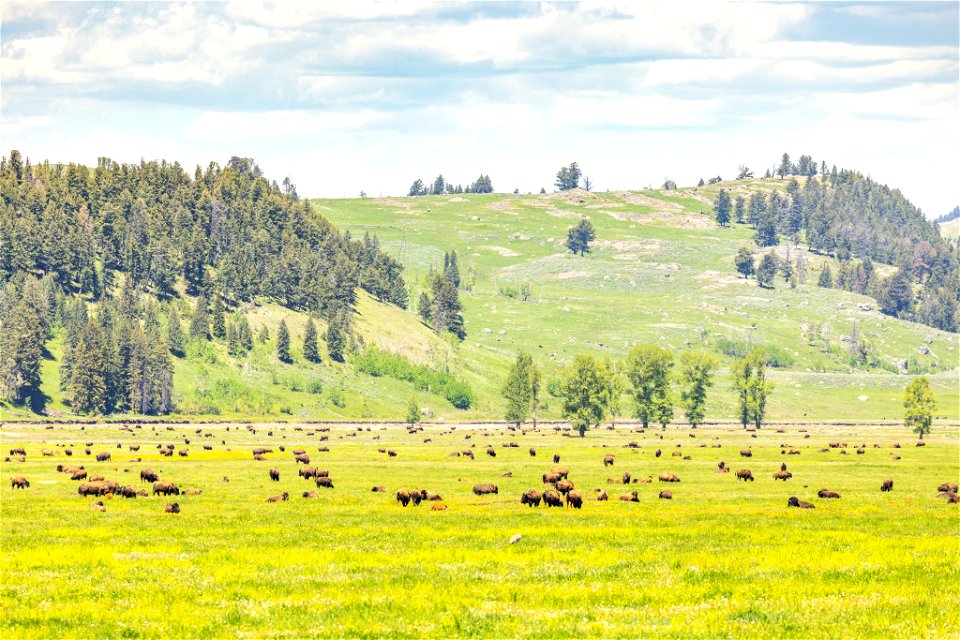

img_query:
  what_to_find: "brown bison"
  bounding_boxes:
[787,496,815,509]
[818,489,840,499]
[543,472,562,484]
[772,471,792,481]
[303,491,319,498]
[658,473,680,483]
[396,489,411,506]
[880,479,894,492]
[603,454,615,467]
[938,482,958,494]
[556,479,575,495]
[269,468,280,482]
[298,467,318,479]
[431,503,448,511]
[71,469,88,481]
[543,490,563,507]
[129,445,140,452]
[596,490,609,501]
[182,488,202,496]
[387,450,397,457]
[315,477,334,489]
[294,454,310,465]
[529,448,536,457]
[78,481,119,497]
[422,491,443,501]
[553,454,560,464]
[10,476,29,489]
[140,469,159,483]
[655,449,662,458]
[486,447,496,457]
[521,489,542,507]
[266,492,289,503]
[740,449,752,458]
[96,452,111,462]
[153,480,180,496]
[622,472,631,484]
[473,484,498,496]
[736,469,754,482]
[619,491,639,502]
[566,490,583,509]
[371,485,387,493]
[949,494,960,504]
[9,447,26,456]
[164,502,181,513]
[659,490,672,500]
[89,474,105,482]
[118,485,138,498]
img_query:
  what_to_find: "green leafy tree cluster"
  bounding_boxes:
[732,349,774,429]
[566,219,597,256]
[625,345,674,428]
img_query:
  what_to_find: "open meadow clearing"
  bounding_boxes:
[2,420,959,639]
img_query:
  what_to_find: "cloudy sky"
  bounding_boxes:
[2,1,957,215]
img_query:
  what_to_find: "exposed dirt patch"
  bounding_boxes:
[613,191,683,211]
[483,245,521,257]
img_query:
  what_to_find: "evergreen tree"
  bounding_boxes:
[734,247,755,278]
[625,344,674,429]
[227,320,241,356]
[714,189,732,226]
[734,195,746,224]
[431,278,465,340]
[70,321,107,414]
[303,317,320,363]
[561,354,610,436]
[276,319,291,363]
[754,210,779,247]
[237,316,253,352]
[444,250,461,288]
[210,295,226,339]
[880,268,913,317]
[677,350,717,428]
[818,264,833,288]
[167,305,184,356]
[502,351,534,427]
[566,219,597,256]
[777,152,792,179]
[325,314,347,362]
[756,254,778,288]
[189,295,209,340]
[417,291,432,325]
[0,299,44,403]
[903,376,935,440]
[257,326,270,343]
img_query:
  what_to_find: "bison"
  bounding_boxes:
[556,479,575,495]
[740,449,752,458]
[542,490,563,507]
[736,469,754,482]
[817,488,840,499]
[266,492,289,503]
[938,482,958,494]
[71,469,88,481]
[117,485,138,498]
[486,447,496,458]
[298,467,318,479]
[396,489,411,506]
[269,468,280,482]
[787,496,815,509]
[543,472,562,484]
[529,448,536,457]
[315,477,334,489]
[596,490,609,501]
[10,476,29,489]
[658,490,672,500]
[566,490,583,509]
[521,489,542,507]
[622,472,631,484]
[658,472,680,483]
[371,485,387,493]
[182,488,202,496]
[772,471,792,481]
[302,491,319,498]
[553,454,560,464]
[603,454,615,467]
[153,480,180,496]
[140,469,159,483]
[164,502,181,513]
[431,503,448,511]
[619,491,639,502]
[473,484,498,496]
[880,479,894,492]
[655,449,662,458]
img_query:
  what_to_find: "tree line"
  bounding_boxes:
[501,345,774,435]
[408,174,493,196]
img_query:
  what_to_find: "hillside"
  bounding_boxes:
[1,155,957,423]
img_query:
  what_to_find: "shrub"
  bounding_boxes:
[354,347,474,409]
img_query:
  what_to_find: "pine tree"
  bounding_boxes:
[714,189,732,226]
[502,351,534,427]
[735,247,755,278]
[818,264,833,288]
[303,317,320,363]
[417,291,432,325]
[189,295,209,340]
[566,219,596,256]
[325,314,347,362]
[444,250,461,288]
[0,299,44,403]
[167,305,184,356]
[258,326,270,343]
[70,321,107,415]
[756,254,778,288]
[211,295,226,339]
[237,316,253,352]
[734,195,746,224]
[276,319,291,363]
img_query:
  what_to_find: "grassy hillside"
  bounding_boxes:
[3,179,957,423]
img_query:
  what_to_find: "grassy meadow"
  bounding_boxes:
[2,420,958,638]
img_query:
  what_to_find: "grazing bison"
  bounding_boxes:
[622,472,631,484]
[473,484,498,496]
[298,467,318,479]
[294,454,310,465]
[658,490,672,500]
[566,490,583,509]
[431,503,448,511]
[486,447,497,457]
[423,491,443,501]
[387,450,397,457]
[269,468,280,482]
[529,448,536,457]
[655,449,662,458]
[658,473,680,483]
[315,477,334,489]
[949,494,960,504]
[596,490,609,501]
[938,482,958,494]
[521,489,542,507]
[118,485,138,498]
[740,449,752,458]
[817,489,840,499]
[78,481,119,497]
[736,469,754,482]
[619,491,639,502]
[556,479,574,495]
[637,476,653,483]
[9,447,26,456]
[543,490,563,507]
[880,479,894,492]
[553,454,561,464]
[10,476,29,489]
[787,496,815,509]
[772,471,792,481]
[371,485,387,493]
[96,452,111,462]
[302,491,318,498]
[552,467,570,479]
[603,454,615,467]
[89,474,105,482]
[164,503,181,513]
[266,492,289,503]
[129,445,140,452]
[396,489,411,506]
[71,469,88,481]
[543,472,562,484]
[408,490,422,506]
[153,481,180,496]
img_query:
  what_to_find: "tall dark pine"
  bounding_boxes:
[70,321,108,415]
[189,296,209,340]
[167,305,184,356]
[566,219,596,256]
[210,295,226,339]
[303,318,320,363]
[715,189,732,227]
[276,319,291,363]
[325,314,347,362]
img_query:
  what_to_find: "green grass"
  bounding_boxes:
[2,421,958,638]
